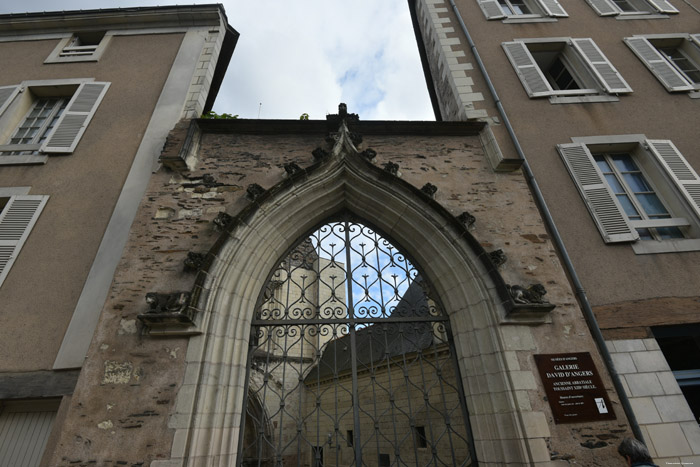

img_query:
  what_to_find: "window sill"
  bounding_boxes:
[549,95,620,104]
[615,13,668,20]
[0,154,48,165]
[503,16,557,23]
[631,238,700,254]
[689,90,700,99]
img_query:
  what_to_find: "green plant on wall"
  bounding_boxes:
[201,111,239,119]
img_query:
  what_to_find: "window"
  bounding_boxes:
[558,136,700,253]
[45,31,111,63]
[478,0,568,20]
[0,81,109,164]
[502,38,632,102]
[585,0,678,16]
[0,400,60,467]
[625,35,700,95]
[0,191,49,288]
[653,325,700,424]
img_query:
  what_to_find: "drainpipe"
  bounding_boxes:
[444,0,645,444]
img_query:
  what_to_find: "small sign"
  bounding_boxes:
[534,352,616,424]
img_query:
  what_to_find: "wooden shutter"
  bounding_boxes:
[558,143,639,243]
[537,0,568,17]
[646,0,679,13]
[477,0,506,19]
[0,402,57,467]
[0,195,48,287]
[0,85,20,117]
[571,38,633,93]
[624,37,693,92]
[646,140,700,219]
[584,0,620,15]
[502,42,552,97]
[42,81,109,153]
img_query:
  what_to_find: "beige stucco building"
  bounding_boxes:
[0,5,236,466]
[408,0,700,462]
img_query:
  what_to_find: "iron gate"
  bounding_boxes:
[239,215,475,466]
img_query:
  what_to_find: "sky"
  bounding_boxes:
[0,1,436,121]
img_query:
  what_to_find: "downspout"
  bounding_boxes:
[444,0,645,443]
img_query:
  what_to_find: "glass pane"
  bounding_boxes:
[511,0,531,14]
[617,194,640,217]
[622,172,652,193]
[595,158,612,173]
[611,154,638,172]
[637,193,669,216]
[656,227,684,240]
[636,228,653,240]
[604,174,625,194]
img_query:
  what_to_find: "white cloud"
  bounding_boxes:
[1,0,435,121]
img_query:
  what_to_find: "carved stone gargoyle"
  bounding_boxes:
[246,183,265,201]
[421,183,438,198]
[312,147,329,161]
[383,162,399,176]
[457,211,476,229]
[507,283,548,304]
[213,212,233,231]
[138,291,196,329]
[184,252,206,272]
[489,249,507,268]
[284,162,302,175]
[361,148,377,161]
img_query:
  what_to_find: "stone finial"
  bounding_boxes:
[489,249,507,268]
[246,183,266,200]
[361,148,377,161]
[284,162,302,175]
[213,212,233,230]
[457,211,476,229]
[145,292,191,313]
[184,252,206,272]
[506,284,548,304]
[421,183,438,198]
[312,147,330,161]
[383,162,399,176]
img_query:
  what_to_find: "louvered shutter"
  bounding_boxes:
[0,195,48,287]
[477,0,506,19]
[0,404,57,467]
[646,140,700,219]
[624,37,693,92]
[502,42,552,97]
[571,38,633,93]
[558,144,639,243]
[646,0,679,13]
[584,0,620,16]
[537,0,568,17]
[0,85,20,117]
[42,81,109,153]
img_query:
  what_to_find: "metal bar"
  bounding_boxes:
[252,316,449,326]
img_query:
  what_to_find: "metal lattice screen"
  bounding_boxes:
[239,215,474,466]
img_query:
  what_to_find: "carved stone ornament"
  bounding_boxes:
[361,148,377,161]
[312,147,330,161]
[457,211,476,229]
[489,249,507,268]
[201,174,218,187]
[507,284,548,304]
[284,162,302,175]
[145,292,190,312]
[213,211,233,231]
[383,161,399,176]
[184,252,206,272]
[246,183,266,201]
[421,183,438,198]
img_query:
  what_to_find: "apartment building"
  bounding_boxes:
[0,6,236,466]
[409,0,700,463]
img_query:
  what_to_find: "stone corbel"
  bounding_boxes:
[138,292,201,336]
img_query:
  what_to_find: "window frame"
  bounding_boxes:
[558,135,700,254]
[0,79,110,165]
[625,34,700,97]
[584,0,678,17]
[477,0,568,21]
[502,38,632,103]
[44,31,112,64]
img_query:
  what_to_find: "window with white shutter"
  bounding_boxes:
[45,31,111,63]
[584,0,678,17]
[0,400,59,467]
[0,80,109,164]
[477,0,568,20]
[559,136,700,253]
[625,35,700,94]
[502,38,632,102]
[0,195,49,288]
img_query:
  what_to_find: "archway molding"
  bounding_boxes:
[173,123,536,466]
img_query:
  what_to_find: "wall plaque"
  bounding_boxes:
[534,352,616,424]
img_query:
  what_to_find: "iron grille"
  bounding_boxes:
[239,214,475,466]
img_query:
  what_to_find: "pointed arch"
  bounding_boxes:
[173,126,537,465]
